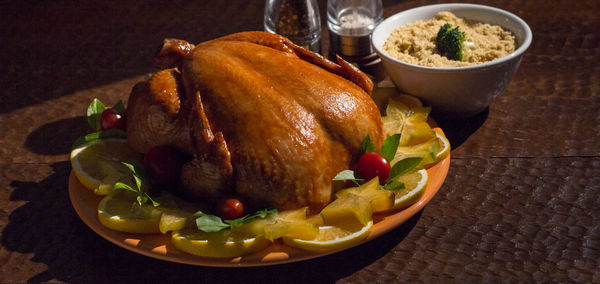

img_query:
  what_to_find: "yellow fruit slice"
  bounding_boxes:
[97,192,162,234]
[231,207,319,242]
[383,98,436,145]
[71,138,142,195]
[282,220,373,251]
[433,131,451,161]
[392,138,439,168]
[391,131,451,168]
[335,177,395,213]
[320,191,373,226]
[390,168,428,209]
[158,208,192,234]
[171,228,270,258]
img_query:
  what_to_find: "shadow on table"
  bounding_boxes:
[432,107,489,150]
[24,116,89,156]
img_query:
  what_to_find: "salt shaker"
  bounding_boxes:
[327,0,382,57]
[264,0,322,53]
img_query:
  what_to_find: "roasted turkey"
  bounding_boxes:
[126,31,384,211]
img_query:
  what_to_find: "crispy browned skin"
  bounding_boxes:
[126,31,383,211]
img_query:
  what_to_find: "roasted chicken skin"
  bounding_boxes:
[126,31,384,211]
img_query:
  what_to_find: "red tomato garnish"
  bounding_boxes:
[357,152,391,183]
[100,108,126,131]
[216,197,246,220]
[143,145,185,186]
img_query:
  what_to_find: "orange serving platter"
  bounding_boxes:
[68,128,450,267]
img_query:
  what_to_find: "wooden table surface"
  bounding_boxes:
[1,0,598,282]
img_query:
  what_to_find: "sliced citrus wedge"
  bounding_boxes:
[70,138,142,195]
[97,192,162,234]
[282,220,373,251]
[391,131,450,168]
[390,168,428,209]
[171,228,270,258]
[433,131,451,161]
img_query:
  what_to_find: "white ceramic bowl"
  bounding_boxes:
[372,3,532,117]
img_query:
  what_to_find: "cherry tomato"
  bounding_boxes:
[357,152,391,183]
[216,197,245,220]
[143,145,186,186]
[100,108,126,131]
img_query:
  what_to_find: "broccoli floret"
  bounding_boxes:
[436,23,466,61]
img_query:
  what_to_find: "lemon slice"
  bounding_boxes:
[97,192,162,234]
[282,220,373,251]
[433,131,451,161]
[71,138,142,195]
[391,168,428,209]
[171,228,270,258]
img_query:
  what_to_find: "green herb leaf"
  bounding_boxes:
[119,162,159,207]
[193,208,277,232]
[71,129,126,149]
[112,100,126,114]
[87,98,105,131]
[380,134,401,162]
[388,157,423,181]
[225,208,278,228]
[114,182,137,193]
[196,215,230,232]
[358,135,377,156]
[255,208,278,218]
[382,180,405,190]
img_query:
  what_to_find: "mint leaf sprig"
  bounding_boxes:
[193,208,278,232]
[114,162,161,206]
[336,134,423,190]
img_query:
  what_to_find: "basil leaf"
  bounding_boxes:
[146,193,160,207]
[114,182,137,193]
[87,98,105,131]
[383,180,405,190]
[71,129,126,149]
[225,216,249,228]
[388,157,423,181]
[193,211,207,217]
[137,195,147,205]
[113,100,126,114]
[380,134,401,162]
[257,208,278,218]
[225,208,278,227]
[358,135,377,156]
[120,162,159,206]
[196,215,230,232]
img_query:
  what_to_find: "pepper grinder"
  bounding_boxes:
[264,0,322,53]
[327,0,383,77]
